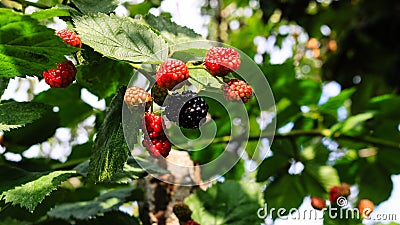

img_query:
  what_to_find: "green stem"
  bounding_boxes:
[187,65,205,69]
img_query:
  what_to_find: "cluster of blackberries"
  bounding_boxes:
[125,47,254,158]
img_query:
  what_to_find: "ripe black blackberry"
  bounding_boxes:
[164,90,208,129]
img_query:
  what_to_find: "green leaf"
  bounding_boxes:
[74,13,168,63]
[0,101,56,132]
[48,187,137,220]
[71,0,118,14]
[256,154,290,182]
[323,206,362,225]
[264,175,306,219]
[0,77,8,98]
[76,57,132,99]
[0,8,77,78]
[185,180,264,225]
[171,48,208,62]
[144,14,203,45]
[1,170,76,212]
[0,218,30,225]
[30,6,80,20]
[188,69,222,91]
[0,165,41,193]
[319,88,356,115]
[340,112,374,134]
[33,84,92,127]
[88,87,130,183]
[75,211,140,225]
[358,164,392,204]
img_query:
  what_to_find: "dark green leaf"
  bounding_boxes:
[33,84,92,127]
[2,102,60,150]
[76,211,140,225]
[256,154,290,182]
[76,57,132,99]
[358,164,392,204]
[185,180,264,224]
[1,170,76,212]
[0,8,77,78]
[74,13,168,63]
[0,165,41,192]
[47,187,137,219]
[0,101,53,132]
[88,87,130,183]
[264,175,306,219]
[0,77,8,98]
[71,0,118,14]
[145,14,202,45]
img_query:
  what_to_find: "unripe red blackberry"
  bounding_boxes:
[222,78,253,103]
[142,113,171,157]
[204,47,241,77]
[56,29,82,48]
[339,183,351,197]
[156,60,189,90]
[43,61,76,88]
[329,186,340,204]
[311,197,326,210]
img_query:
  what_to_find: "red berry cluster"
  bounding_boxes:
[43,61,77,88]
[142,113,171,157]
[43,30,82,88]
[204,46,241,77]
[156,59,189,90]
[56,29,82,48]
[222,78,253,103]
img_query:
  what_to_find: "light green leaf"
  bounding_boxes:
[74,13,168,63]
[0,8,77,78]
[88,87,130,183]
[0,101,54,132]
[47,187,137,220]
[319,88,356,115]
[71,0,118,14]
[316,165,341,192]
[1,170,76,212]
[188,69,222,91]
[340,112,374,133]
[144,14,203,45]
[30,6,80,20]
[185,180,264,225]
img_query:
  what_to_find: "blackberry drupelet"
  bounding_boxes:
[165,90,208,129]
